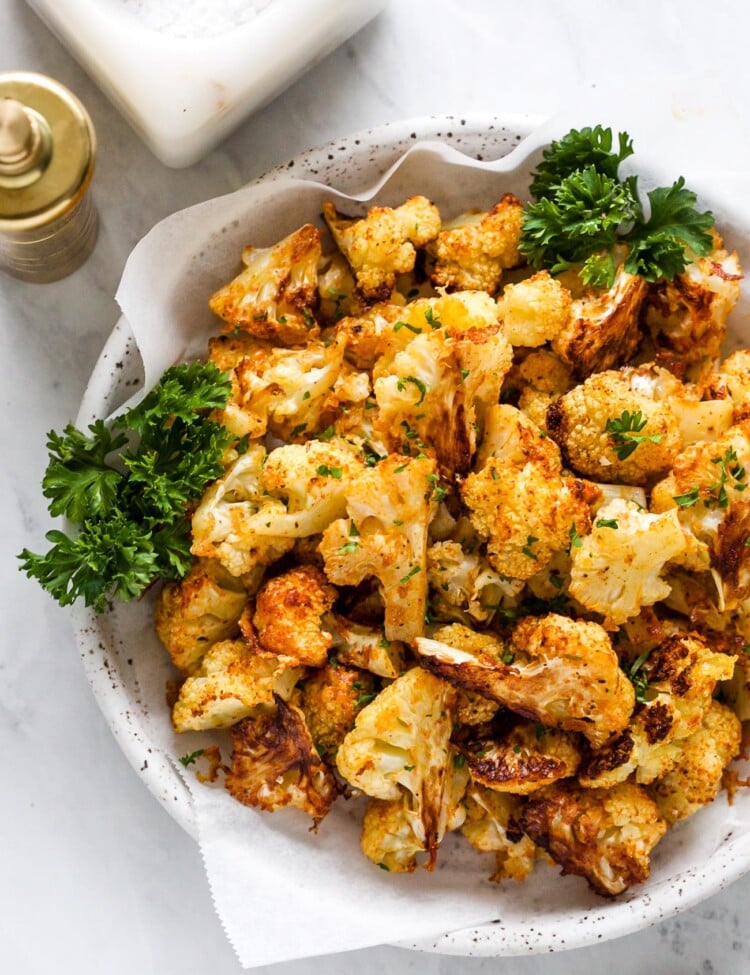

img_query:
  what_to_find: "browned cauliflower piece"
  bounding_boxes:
[319,454,437,643]
[323,196,441,302]
[648,699,742,825]
[499,270,572,348]
[644,230,743,374]
[551,263,647,380]
[316,249,364,325]
[461,784,538,882]
[718,350,750,423]
[360,796,425,873]
[515,349,575,431]
[474,403,562,472]
[429,194,524,295]
[225,698,337,826]
[171,636,302,732]
[208,224,322,344]
[426,539,522,625]
[579,632,736,788]
[325,614,407,679]
[518,781,667,896]
[415,616,635,748]
[253,565,337,667]
[301,662,376,761]
[155,558,249,674]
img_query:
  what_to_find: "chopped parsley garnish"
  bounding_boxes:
[178,748,205,768]
[521,535,539,560]
[627,650,652,704]
[569,523,583,549]
[396,375,428,405]
[424,308,441,329]
[605,410,664,461]
[316,464,343,479]
[393,320,421,335]
[399,565,421,585]
[596,518,619,529]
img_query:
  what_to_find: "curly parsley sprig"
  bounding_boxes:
[19,362,233,612]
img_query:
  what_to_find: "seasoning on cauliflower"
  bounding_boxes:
[155,558,249,674]
[335,666,458,868]
[360,796,425,873]
[225,698,337,826]
[252,565,337,667]
[301,662,377,761]
[316,249,363,325]
[319,454,437,643]
[208,223,322,344]
[514,349,575,431]
[322,196,441,302]
[568,499,687,628]
[428,194,524,295]
[719,350,750,423]
[551,263,647,380]
[648,699,742,825]
[171,636,302,732]
[325,614,407,678]
[191,440,364,577]
[427,539,523,625]
[415,616,635,748]
[474,403,562,473]
[460,785,538,882]
[518,781,667,896]
[498,270,572,348]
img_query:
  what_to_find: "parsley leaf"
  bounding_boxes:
[605,410,664,460]
[529,125,635,200]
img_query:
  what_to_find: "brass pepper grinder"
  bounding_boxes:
[0,72,97,283]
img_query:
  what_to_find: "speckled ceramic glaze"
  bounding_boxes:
[72,114,750,958]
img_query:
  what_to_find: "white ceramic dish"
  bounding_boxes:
[71,113,750,957]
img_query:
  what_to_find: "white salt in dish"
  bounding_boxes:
[24,0,388,166]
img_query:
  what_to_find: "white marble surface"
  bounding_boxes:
[2,0,750,972]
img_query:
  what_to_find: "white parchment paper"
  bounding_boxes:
[111,78,750,968]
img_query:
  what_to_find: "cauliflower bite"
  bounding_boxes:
[155,558,248,674]
[578,632,736,788]
[518,781,667,896]
[569,499,687,628]
[427,539,522,625]
[316,250,363,325]
[226,698,337,826]
[474,403,562,472]
[460,719,582,794]
[322,196,441,302]
[172,636,302,732]
[336,666,458,867]
[325,614,406,679]
[415,616,634,748]
[461,785,538,882]
[644,230,743,371]
[551,263,647,380]
[499,270,572,348]
[252,565,337,667]
[361,796,426,873]
[648,699,741,825]
[209,223,322,344]
[429,194,525,295]
[301,662,376,760]
[515,349,575,431]
[319,454,437,643]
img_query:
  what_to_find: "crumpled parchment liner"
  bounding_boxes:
[112,77,750,968]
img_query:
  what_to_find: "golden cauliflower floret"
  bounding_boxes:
[426,539,522,625]
[515,349,575,430]
[719,350,750,422]
[461,785,537,882]
[155,558,248,675]
[323,196,441,302]
[461,455,591,581]
[649,699,741,825]
[225,699,337,826]
[569,498,687,628]
[547,365,684,486]
[319,454,437,643]
[171,636,302,732]
[361,797,425,873]
[460,720,582,795]
[316,249,363,325]
[253,565,337,667]
[415,616,634,748]
[474,403,562,473]
[551,263,647,380]
[518,781,667,897]
[325,614,407,679]
[336,666,458,867]
[208,224,321,344]
[429,194,524,295]
[644,230,743,372]
[499,270,572,348]
[301,662,376,760]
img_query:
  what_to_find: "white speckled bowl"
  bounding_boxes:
[71,114,750,957]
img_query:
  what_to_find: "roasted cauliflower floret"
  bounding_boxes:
[325,614,406,678]
[319,454,437,643]
[171,636,302,732]
[323,196,441,302]
[569,499,687,627]
[301,662,376,760]
[474,403,562,473]
[649,699,741,825]
[336,666,458,867]
[361,796,425,873]
[461,454,591,581]
[415,616,634,748]
[252,565,337,667]
[427,539,522,624]
[429,194,524,295]
[316,249,363,325]
[225,698,337,826]
[461,785,537,882]
[499,270,572,348]
[644,230,743,372]
[719,350,750,422]
[547,365,684,485]
[155,558,248,674]
[515,349,575,430]
[551,263,647,380]
[518,781,667,896]
[208,224,321,344]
